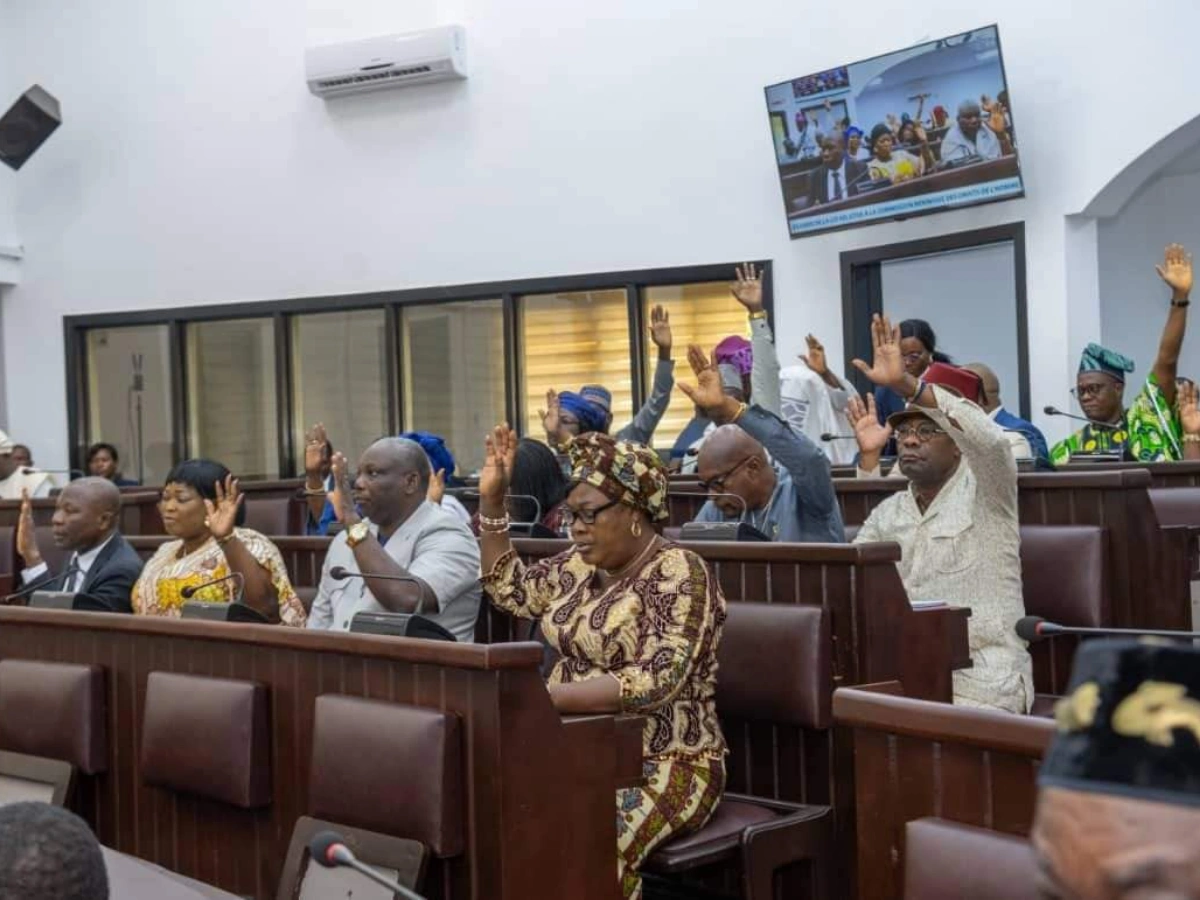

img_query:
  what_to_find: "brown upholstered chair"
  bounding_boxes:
[275,815,428,900]
[140,672,272,808]
[294,585,317,615]
[0,749,74,805]
[1148,486,1200,527]
[643,603,833,900]
[0,659,108,774]
[903,817,1037,900]
[308,695,464,860]
[243,496,294,536]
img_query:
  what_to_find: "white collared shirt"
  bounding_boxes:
[22,532,117,590]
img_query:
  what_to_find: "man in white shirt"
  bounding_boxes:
[938,99,1013,163]
[307,437,481,642]
[15,477,143,612]
[805,135,869,208]
[0,430,53,500]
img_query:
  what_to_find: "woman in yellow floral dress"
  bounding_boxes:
[133,459,306,626]
[478,426,726,900]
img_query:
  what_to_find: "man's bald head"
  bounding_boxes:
[51,477,121,552]
[695,425,775,516]
[367,437,431,489]
[961,362,1001,412]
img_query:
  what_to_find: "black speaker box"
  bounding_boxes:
[0,85,61,171]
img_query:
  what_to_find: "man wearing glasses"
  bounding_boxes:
[1049,244,1192,464]
[844,317,1033,714]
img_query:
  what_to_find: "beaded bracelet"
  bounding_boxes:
[478,513,510,528]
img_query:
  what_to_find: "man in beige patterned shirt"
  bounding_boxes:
[846,315,1033,713]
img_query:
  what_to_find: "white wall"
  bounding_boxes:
[4,0,1200,467]
[1098,170,1200,384]
[881,243,1022,413]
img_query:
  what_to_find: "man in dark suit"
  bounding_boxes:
[805,134,869,208]
[16,477,143,612]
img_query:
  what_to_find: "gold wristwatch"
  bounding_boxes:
[346,521,371,548]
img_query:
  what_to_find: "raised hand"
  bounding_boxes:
[427,468,446,506]
[851,314,907,393]
[303,423,330,478]
[913,122,928,145]
[16,488,41,566]
[480,424,518,510]
[539,388,561,437]
[649,304,673,352]
[679,344,739,422]
[329,451,360,525]
[981,96,1007,135]
[1179,380,1200,435]
[204,475,244,541]
[1156,243,1194,301]
[846,394,892,456]
[800,333,828,375]
[730,262,764,313]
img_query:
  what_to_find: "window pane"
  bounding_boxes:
[521,290,632,440]
[643,282,748,450]
[292,309,388,473]
[85,325,174,485]
[402,301,505,475]
[186,319,279,479]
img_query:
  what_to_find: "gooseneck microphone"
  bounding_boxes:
[308,830,426,900]
[1015,615,1200,643]
[330,566,420,586]
[1042,406,1122,431]
[2,562,81,604]
[181,571,245,601]
[820,433,857,442]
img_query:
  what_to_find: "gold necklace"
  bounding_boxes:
[601,535,660,582]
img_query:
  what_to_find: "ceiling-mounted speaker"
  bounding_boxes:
[0,85,61,171]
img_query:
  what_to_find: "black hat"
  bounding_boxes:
[1043,639,1200,808]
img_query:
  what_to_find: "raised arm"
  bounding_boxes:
[204,476,281,620]
[617,305,675,444]
[1151,243,1193,407]
[731,263,781,415]
[680,344,836,516]
[301,423,331,530]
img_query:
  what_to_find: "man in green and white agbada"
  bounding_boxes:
[1050,244,1193,465]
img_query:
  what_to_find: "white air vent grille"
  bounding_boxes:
[316,65,433,90]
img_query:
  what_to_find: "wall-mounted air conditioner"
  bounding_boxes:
[306,26,467,99]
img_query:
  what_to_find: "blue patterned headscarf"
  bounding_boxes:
[399,431,457,482]
[1079,343,1135,383]
[557,391,609,434]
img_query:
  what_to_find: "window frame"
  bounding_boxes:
[64,262,773,475]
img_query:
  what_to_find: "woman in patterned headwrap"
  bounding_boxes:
[477,426,726,900]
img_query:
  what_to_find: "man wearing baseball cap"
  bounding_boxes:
[845,314,1032,713]
[0,430,53,500]
[1034,639,1200,897]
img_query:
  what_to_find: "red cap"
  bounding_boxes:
[886,363,983,428]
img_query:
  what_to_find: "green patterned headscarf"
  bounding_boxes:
[566,432,669,522]
[1079,343,1135,383]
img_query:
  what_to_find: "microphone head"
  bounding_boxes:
[1015,615,1046,643]
[1043,406,1060,416]
[820,433,835,442]
[180,585,197,599]
[308,830,346,869]
[329,566,349,581]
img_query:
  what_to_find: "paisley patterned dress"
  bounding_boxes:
[482,542,726,900]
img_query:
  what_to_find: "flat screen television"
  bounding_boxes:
[764,25,1023,238]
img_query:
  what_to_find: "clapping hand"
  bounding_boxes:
[851,314,907,393]
[649,304,673,353]
[204,475,243,541]
[679,345,741,423]
[730,263,764,314]
[1156,243,1194,301]
[846,394,892,456]
[480,424,518,512]
[800,333,828,375]
[16,488,40,566]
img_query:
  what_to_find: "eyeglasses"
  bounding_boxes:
[561,498,620,527]
[698,456,753,493]
[902,351,927,364]
[894,423,946,443]
[1071,383,1117,400]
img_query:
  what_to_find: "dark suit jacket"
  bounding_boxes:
[806,158,870,207]
[26,532,143,613]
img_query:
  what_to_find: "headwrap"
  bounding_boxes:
[1079,343,1135,383]
[557,391,609,435]
[1043,639,1200,809]
[578,384,613,414]
[399,431,456,480]
[844,125,863,142]
[567,432,669,522]
[714,335,753,376]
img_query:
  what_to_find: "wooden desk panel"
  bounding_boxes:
[0,610,632,900]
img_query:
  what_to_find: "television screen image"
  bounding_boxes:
[764,25,1023,238]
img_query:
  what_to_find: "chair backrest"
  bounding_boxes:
[243,496,294,536]
[716,602,831,730]
[308,695,464,858]
[275,815,428,900]
[0,749,74,805]
[903,817,1037,900]
[1148,486,1200,527]
[0,659,107,774]
[140,672,271,808]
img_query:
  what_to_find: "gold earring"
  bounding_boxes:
[631,519,642,537]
